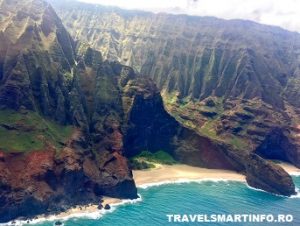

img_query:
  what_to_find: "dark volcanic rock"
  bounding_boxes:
[205,99,216,107]
[235,112,254,121]
[200,110,217,118]
[104,204,111,210]
[173,130,246,171]
[122,79,245,171]
[122,79,179,157]
[255,128,300,167]
[245,154,296,196]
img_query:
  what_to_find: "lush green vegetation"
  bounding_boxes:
[199,120,218,139]
[130,150,177,169]
[270,159,282,164]
[137,150,177,164]
[0,126,44,152]
[129,158,156,170]
[0,110,73,152]
[229,136,248,150]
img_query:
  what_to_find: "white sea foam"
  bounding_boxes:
[137,178,241,189]
[0,195,142,226]
[246,184,275,195]
[289,172,300,176]
[290,187,300,199]
[246,184,300,199]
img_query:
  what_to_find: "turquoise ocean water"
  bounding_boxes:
[22,176,300,226]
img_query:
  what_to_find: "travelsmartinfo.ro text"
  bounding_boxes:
[166,214,293,223]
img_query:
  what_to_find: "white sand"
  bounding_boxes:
[133,164,246,186]
[278,162,300,175]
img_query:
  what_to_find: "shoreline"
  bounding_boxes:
[1,197,141,226]
[133,164,246,188]
[3,163,299,225]
[278,162,300,175]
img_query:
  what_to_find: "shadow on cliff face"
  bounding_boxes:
[123,89,179,158]
[122,79,244,171]
[255,128,300,167]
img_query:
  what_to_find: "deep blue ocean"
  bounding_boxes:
[23,176,300,226]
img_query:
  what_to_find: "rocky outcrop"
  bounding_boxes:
[122,78,179,157]
[0,130,137,223]
[245,154,296,196]
[255,127,300,168]
[173,130,246,171]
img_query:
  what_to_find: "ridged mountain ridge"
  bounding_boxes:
[49,0,300,170]
[49,0,300,108]
[0,0,76,116]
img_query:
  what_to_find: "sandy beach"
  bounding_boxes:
[10,196,124,225]
[49,196,122,219]
[133,164,246,187]
[132,162,300,188]
[278,163,300,175]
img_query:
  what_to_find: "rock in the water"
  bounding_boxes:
[54,221,63,226]
[245,154,296,196]
[104,204,111,210]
